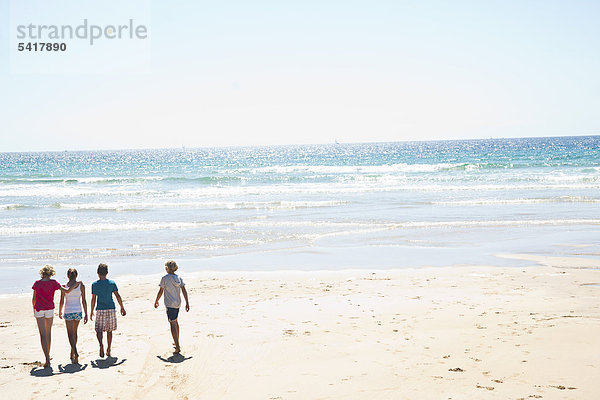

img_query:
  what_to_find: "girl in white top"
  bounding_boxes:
[59,268,88,364]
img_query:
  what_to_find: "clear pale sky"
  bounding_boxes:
[1,1,599,151]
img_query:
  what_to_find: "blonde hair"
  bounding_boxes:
[165,260,178,272]
[39,264,56,278]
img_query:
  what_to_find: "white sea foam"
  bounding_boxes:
[3,177,600,199]
[0,203,27,210]
[0,221,225,235]
[394,219,600,228]
[225,163,479,175]
[433,197,600,206]
[0,185,162,198]
[538,174,599,183]
[0,176,165,184]
[50,200,347,211]
[233,219,600,230]
[2,182,599,200]
[3,218,599,236]
[171,182,600,197]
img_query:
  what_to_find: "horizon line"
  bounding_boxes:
[2,133,598,154]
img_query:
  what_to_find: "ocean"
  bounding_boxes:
[1,136,599,293]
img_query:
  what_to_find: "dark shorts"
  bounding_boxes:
[166,307,179,321]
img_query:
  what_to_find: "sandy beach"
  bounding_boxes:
[4,0,600,398]
[0,256,598,399]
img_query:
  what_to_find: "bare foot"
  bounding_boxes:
[74,353,79,364]
[106,348,111,357]
[99,344,104,358]
[43,361,50,368]
[174,347,181,354]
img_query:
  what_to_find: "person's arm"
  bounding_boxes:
[114,291,126,316]
[90,294,96,321]
[154,287,164,308]
[58,281,80,294]
[32,290,36,311]
[181,286,190,312]
[80,282,88,324]
[59,290,65,319]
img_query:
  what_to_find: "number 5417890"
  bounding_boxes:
[18,42,66,51]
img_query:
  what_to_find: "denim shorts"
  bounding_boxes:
[166,307,179,321]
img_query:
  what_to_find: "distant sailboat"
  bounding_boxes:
[334,138,340,145]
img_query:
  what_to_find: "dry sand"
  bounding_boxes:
[0,256,599,399]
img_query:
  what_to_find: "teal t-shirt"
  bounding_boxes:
[92,279,118,310]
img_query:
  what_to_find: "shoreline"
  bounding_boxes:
[4,242,598,295]
[0,259,598,399]
[2,248,598,296]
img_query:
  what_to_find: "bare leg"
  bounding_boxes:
[96,330,104,357]
[44,317,53,366]
[106,331,112,357]
[35,317,50,367]
[169,319,180,353]
[66,320,79,363]
[72,320,80,363]
[66,320,73,361]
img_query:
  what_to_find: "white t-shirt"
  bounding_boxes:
[159,274,185,308]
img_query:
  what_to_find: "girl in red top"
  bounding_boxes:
[32,264,79,368]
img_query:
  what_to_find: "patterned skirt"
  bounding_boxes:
[95,309,117,332]
[64,312,83,321]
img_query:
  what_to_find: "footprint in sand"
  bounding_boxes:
[21,361,42,367]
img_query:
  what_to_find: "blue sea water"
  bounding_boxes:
[1,136,599,293]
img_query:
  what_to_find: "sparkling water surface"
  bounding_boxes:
[1,136,599,293]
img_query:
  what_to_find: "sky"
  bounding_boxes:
[1,0,599,152]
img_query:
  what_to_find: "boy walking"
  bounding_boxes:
[154,260,190,354]
[90,263,126,358]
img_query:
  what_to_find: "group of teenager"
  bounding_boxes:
[31,260,190,368]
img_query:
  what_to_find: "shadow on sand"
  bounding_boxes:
[58,363,88,374]
[91,357,126,369]
[157,354,193,363]
[29,366,55,377]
